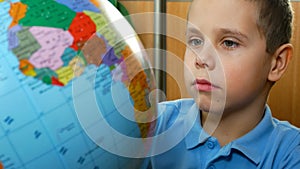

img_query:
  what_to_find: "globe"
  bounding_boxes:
[0,0,157,169]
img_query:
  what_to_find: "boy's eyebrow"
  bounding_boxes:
[217,28,249,40]
[186,26,249,41]
[186,26,203,35]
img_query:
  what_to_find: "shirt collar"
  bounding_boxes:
[184,104,275,165]
[231,105,274,165]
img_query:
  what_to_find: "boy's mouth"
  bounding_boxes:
[193,78,217,92]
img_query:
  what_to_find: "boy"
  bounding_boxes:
[150,0,300,168]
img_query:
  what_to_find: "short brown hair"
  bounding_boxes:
[251,0,294,54]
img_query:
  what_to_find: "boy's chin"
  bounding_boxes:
[194,98,225,114]
[196,99,225,115]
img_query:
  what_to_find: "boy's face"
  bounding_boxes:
[184,0,272,114]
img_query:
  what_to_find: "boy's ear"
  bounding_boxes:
[268,44,293,82]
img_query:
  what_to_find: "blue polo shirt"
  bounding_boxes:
[150,98,300,169]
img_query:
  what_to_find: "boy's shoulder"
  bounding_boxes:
[270,117,300,150]
[156,98,196,130]
[158,98,195,120]
[158,98,196,114]
[158,98,195,108]
[269,113,300,146]
[272,119,299,137]
[259,115,300,168]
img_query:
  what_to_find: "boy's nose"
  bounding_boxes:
[194,56,208,68]
[193,44,216,70]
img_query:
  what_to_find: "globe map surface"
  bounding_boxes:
[0,0,156,168]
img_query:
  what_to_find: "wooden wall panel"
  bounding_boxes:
[120,1,300,127]
[166,2,191,100]
[119,1,154,49]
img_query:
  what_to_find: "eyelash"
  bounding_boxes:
[188,38,203,47]
[221,39,240,50]
[187,37,240,50]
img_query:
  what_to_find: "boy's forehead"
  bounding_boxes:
[189,0,257,17]
[188,0,259,35]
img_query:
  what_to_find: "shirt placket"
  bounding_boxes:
[202,138,232,169]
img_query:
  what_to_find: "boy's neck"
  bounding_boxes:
[201,96,267,147]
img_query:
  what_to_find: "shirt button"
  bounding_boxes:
[208,164,216,169]
[207,141,215,149]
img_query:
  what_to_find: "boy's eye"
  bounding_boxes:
[222,40,239,49]
[189,38,203,47]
